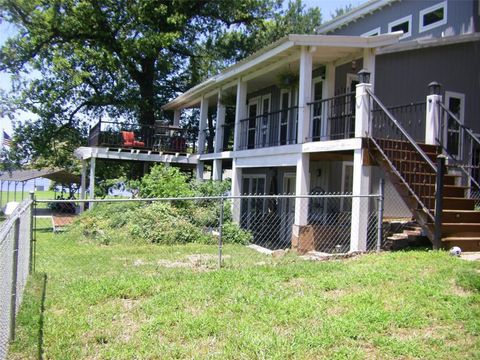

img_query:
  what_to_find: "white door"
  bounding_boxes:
[279,90,291,145]
[444,91,465,159]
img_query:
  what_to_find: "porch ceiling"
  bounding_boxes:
[163,33,402,110]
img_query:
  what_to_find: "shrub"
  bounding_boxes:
[221,222,252,245]
[138,164,193,198]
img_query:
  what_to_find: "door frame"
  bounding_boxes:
[311,76,324,140]
[444,91,465,160]
[279,89,292,145]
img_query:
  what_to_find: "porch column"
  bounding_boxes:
[196,96,208,180]
[173,109,181,127]
[79,160,87,212]
[231,159,242,223]
[89,157,96,209]
[291,153,311,252]
[350,81,372,252]
[425,82,442,145]
[297,46,313,143]
[215,92,226,153]
[233,78,247,151]
[362,48,376,89]
[213,92,226,181]
[196,161,205,180]
[321,62,335,139]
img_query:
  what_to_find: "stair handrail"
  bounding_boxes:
[437,101,480,192]
[366,88,437,171]
[438,101,480,147]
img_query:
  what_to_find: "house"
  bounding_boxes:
[77,0,480,252]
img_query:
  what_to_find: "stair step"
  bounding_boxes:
[442,210,480,223]
[401,172,459,186]
[404,183,468,198]
[375,139,439,154]
[441,223,480,237]
[442,237,480,251]
[440,197,475,210]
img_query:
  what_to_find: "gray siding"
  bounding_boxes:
[330,0,476,40]
[375,40,480,132]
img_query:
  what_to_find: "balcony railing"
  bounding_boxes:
[238,106,299,150]
[308,92,355,141]
[87,120,190,153]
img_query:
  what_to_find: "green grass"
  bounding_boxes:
[8,229,480,359]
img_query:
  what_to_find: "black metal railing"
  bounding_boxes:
[438,102,480,201]
[367,88,438,226]
[374,101,427,143]
[308,92,355,141]
[238,106,298,150]
[87,120,190,153]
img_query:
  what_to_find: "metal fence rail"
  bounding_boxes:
[0,199,32,360]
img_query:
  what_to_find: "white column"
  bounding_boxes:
[198,96,208,154]
[196,96,208,180]
[79,160,87,212]
[425,94,443,145]
[231,159,242,223]
[89,157,96,208]
[297,46,313,143]
[350,149,371,252]
[363,48,376,89]
[321,62,335,139]
[233,79,247,151]
[350,80,373,252]
[212,159,222,181]
[196,161,204,180]
[173,109,181,127]
[215,92,226,153]
[294,153,310,226]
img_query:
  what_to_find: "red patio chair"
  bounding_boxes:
[121,131,145,148]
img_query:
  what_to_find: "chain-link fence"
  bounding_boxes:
[31,193,384,272]
[0,199,32,360]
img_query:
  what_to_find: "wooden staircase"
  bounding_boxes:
[370,138,480,251]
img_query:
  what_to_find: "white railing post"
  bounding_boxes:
[425,81,443,145]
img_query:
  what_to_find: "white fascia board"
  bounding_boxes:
[376,32,480,55]
[235,153,298,168]
[234,144,302,159]
[302,138,363,152]
[290,33,401,49]
[199,151,234,161]
[317,0,396,34]
[75,147,199,164]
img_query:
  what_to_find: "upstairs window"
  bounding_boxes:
[362,27,381,37]
[420,1,447,32]
[388,15,412,39]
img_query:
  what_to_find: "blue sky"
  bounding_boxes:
[0,0,366,134]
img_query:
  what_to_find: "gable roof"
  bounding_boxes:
[316,0,398,34]
[0,168,81,184]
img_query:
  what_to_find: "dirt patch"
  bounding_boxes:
[156,254,231,271]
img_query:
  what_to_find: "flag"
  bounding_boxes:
[3,131,12,147]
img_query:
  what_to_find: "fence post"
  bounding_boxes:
[10,218,20,342]
[218,196,224,269]
[377,179,385,252]
[434,155,446,250]
[29,191,35,274]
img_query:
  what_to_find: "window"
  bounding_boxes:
[361,27,381,37]
[388,15,412,39]
[419,1,447,33]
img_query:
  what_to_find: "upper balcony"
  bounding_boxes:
[87,119,191,154]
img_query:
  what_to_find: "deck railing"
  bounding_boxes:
[238,106,298,150]
[308,92,355,141]
[87,120,190,153]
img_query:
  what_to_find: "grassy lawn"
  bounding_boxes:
[8,230,480,359]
